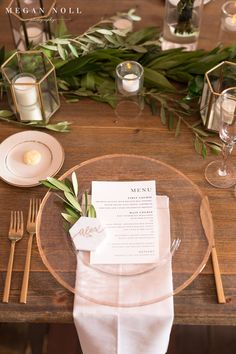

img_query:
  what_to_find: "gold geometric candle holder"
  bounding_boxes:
[200,61,236,132]
[1,51,60,123]
[7,0,56,50]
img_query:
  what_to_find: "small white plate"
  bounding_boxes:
[0,131,65,187]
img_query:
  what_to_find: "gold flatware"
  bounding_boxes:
[3,211,24,303]
[200,196,226,304]
[20,198,41,304]
[211,244,226,304]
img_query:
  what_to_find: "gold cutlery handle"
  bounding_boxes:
[20,233,34,304]
[3,242,16,303]
[212,246,226,304]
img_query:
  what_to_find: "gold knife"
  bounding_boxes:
[200,196,226,304]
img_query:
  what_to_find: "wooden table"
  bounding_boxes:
[0,0,236,326]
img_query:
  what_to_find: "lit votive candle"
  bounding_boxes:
[224,15,236,31]
[122,73,140,93]
[13,74,38,106]
[116,61,144,96]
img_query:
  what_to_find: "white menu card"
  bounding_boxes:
[90,180,159,264]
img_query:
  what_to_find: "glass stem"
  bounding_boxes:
[219,143,234,176]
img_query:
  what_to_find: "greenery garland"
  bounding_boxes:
[1,9,236,156]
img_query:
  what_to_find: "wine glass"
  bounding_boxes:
[205,87,236,188]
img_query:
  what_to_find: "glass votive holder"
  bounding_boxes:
[7,0,57,50]
[1,51,60,123]
[219,1,236,46]
[116,61,144,96]
[115,61,144,118]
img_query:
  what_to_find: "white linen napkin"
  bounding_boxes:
[73,196,174,354]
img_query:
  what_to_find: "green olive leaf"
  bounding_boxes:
[175,118,181,137]
[87,205,97,218]
[40,180,59,190]
[0,110,14,118]
[57,43,67,60]
[71,172,79,197]
[61,213,78,225]
[47,177,71,193]
[96,29,113,35]
[64,204,80,219]
[64,192,83,213]
[68,43,79,58]
[194,137,203,155]
[160,105,166,125]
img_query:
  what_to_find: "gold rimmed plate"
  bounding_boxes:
[0,131,64,187]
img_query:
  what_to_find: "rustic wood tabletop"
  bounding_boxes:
[0,0,236,326]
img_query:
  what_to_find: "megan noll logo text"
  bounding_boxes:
[6,7,82,15]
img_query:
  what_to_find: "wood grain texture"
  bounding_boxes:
[0,0,236,325]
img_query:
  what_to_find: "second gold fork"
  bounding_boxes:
[20,198,41,304]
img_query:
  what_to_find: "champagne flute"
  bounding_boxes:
[205,87,236,188]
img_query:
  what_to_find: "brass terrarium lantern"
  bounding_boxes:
[1,51,60,123]
[200,61,236,132]
[7,0,57,50]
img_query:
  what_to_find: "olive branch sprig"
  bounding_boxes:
[0,109,71,132]
[41,172,96,227]
[39,8,142,61]
[145,91,222,157]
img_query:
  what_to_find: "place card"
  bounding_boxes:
[69,216,107,251]
[90,180,159,264]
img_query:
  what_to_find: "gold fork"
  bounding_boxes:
[3,211,24,303]
[20,198,41,304]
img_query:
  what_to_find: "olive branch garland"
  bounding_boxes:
[1,9,236,156]
[38,9,235,158]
